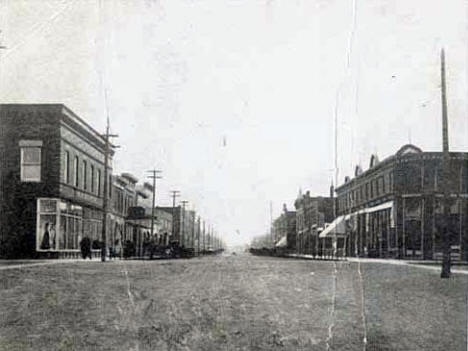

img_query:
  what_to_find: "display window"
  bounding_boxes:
[37,198,83,251]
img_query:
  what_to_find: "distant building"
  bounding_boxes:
[0,104,113,258]
[330,144,468,260]
[110,173,142,252]
[181,210,196,249]
[159,206,182,243]
[294,191,334,255]
[272,204,296,250]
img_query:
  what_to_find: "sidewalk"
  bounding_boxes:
[0,258,99,270]
[347,257,468,275]
[285,254,468,275]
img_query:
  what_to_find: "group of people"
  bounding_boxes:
[78,238,124,260]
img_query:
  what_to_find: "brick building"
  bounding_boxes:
[294,191,334,255]
[159,206,182,243]
[329,144,468,260]
[0,104,112,258]
[272,204,296,250]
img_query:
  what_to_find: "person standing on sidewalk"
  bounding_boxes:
[80,236,92,260]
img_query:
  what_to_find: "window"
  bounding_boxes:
[90,165,95,193]
[64,151,70,183]
[97,169,101,196]
[20,140,42,182]
[109,175,112,198]
[82,160,87,190]
[74,156,79,187]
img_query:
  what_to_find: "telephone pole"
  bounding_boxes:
[440,48,451,278]
[191,210,196,251]
[197,216,201,256]
[180,200,189,247]
[147,169,162,238]
[203,220,206,253]
[100,109,118,262]
[170,190,180,243]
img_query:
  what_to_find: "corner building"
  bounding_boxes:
[0,104,112,258]
[335,144,468,260]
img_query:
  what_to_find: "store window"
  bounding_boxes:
[37,198,83,251]
[19,140,42,182]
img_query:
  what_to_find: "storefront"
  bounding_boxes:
[36,198,103,254]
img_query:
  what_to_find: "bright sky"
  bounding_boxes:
[1,0,467,246]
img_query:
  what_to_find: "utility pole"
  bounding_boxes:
[170,190,180,244]
[147,169,162,239]
[203,220,206,253]
[191,210,196,251]
[197,216,201,256]
[270,201,273,247]
[180,200,189,247]
[440,48,451,278]
[100,106,118,262]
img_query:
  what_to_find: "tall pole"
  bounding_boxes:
[191,210,196,250]
[147,170,162,239]
[203,220,206,253]
[270,201,273,247]
[440,48,451,278]
[170,190,180,243]
[180,200,189,247]
[197,216,201,256]
[101,95,118,262]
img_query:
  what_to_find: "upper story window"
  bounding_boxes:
[73,156,79,187]
[97,169,102,197]
[90,165,95,193]
[64,151,70,183]
[82,160,87,190]
[19,140,42,182]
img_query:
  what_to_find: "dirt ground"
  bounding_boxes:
[0,254,466,350]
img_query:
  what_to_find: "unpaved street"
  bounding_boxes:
[0,254,466,350]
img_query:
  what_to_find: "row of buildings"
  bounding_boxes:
[262,144,468,261]
[0,104,223,258]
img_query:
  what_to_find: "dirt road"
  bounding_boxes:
[0,253,466,350]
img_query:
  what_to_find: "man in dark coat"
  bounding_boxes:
[80,236,92,260]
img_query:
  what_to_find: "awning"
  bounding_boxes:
[319,216,347,238]
[275,236,287,248]
[364,201,393,213]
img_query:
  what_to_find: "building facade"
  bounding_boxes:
[334,144,468,260]
[294,191,334,255]
[272,204,296,250]
[0,104,112,258]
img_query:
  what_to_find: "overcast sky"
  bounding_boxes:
[1,0,467,246]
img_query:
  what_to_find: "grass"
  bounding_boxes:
[0,255,466,350]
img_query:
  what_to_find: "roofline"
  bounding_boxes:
[336,150,468,192]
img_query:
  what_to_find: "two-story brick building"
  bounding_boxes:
[0,104,112,258]
[294,191,334,255]
[330,144,468,260]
